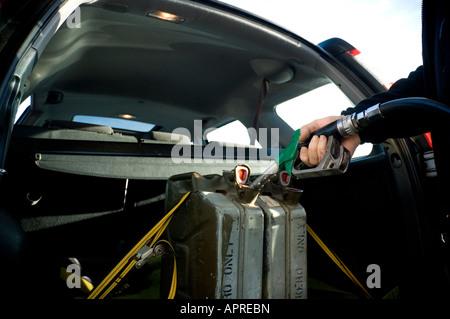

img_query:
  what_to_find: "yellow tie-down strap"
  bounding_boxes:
[307,224,372,299]
[87,192,191,300]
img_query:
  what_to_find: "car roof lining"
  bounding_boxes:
[21,0,350,145]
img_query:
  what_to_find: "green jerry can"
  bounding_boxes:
[163,164,307,299]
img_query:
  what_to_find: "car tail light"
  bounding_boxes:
[346,48,361,57]
[345,48,391,89]
[424,132,433,149]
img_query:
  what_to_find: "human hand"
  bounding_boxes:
[299,115,361,167]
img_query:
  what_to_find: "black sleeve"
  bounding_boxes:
[341,65,425,144]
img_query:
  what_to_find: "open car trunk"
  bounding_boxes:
[0,0,449,300]
[2,126,446,299]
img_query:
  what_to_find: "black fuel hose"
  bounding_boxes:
[307,97,450,142]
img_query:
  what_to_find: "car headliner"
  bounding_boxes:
[22,0,335,145]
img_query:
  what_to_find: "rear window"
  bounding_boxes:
[205,120,262,147]
[276,83,353,130]
[73,115,156,133]
[15,96,32,124]
[276,83,373,158]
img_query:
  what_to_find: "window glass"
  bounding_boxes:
[73,115,155,133]
[276,83,373,158]
[206,120,261,147]
[15,96,32,124]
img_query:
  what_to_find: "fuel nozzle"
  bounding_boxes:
[341,104,384,136]
[248,103,384,189]
[309,103,384,141]
[248,161,279,192]
[250,97,450,189]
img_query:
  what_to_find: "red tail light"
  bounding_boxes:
[346,48,361,57]
[424,132,433,149]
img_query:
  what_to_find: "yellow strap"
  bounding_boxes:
[307,224,372,299]
[87,192,190,299]
[98,259,137,299]
[157,239,177,299]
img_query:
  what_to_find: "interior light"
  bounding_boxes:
[119,114,136,119]
[147,10,184,23]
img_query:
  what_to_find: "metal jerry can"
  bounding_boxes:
[163,165,306,299]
